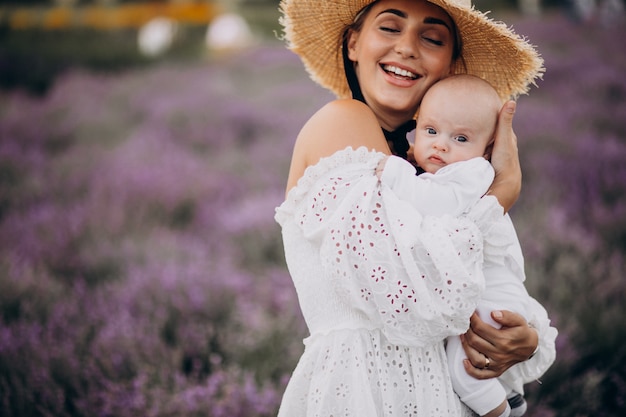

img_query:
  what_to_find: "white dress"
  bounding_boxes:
[275,147,506,416]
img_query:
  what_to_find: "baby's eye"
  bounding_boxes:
[454,135,468,143]
[426,127,437,135]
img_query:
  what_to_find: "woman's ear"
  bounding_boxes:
[347,30,359,61]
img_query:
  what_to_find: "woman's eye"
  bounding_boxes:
[380,26,399,33]
[423,36,444,46]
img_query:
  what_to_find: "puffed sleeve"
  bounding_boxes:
[380,156,494,217]
[294,151,490,346]
[324,176,488,346]
[290,148,502,346]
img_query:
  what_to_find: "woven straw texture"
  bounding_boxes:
[279,0,544,101]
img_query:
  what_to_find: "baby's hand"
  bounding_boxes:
[375,156,390,180]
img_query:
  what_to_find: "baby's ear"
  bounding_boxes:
[483,140,494,161]
[407,143,416,164]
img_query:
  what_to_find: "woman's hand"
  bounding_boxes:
[461,310,538,380]
[487,101,521,213]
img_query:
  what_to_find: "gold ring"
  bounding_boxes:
[484,356,490,369]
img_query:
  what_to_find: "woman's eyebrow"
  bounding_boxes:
[423,16,452,32]
[376,9,407,19]
[376,9,452,33]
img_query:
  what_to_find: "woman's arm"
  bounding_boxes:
[464,102,559,380]
[486,101,521,213]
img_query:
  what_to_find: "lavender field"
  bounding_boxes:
[0,11,625,417]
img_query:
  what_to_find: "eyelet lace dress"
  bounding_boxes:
[274,147,506,417]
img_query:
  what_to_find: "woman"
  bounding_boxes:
[275,0,557,415]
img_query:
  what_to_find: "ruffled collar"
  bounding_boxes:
[276,146,383,219]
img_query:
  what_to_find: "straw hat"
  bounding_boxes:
[279,0,544,101]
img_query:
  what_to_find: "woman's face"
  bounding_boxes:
[347,0,456,129]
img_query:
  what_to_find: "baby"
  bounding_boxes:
[377,74,533,417]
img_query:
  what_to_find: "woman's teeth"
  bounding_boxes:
[383,65,418,80]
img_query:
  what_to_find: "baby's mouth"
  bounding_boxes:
[428,154,445,164]
[382,64,419,80]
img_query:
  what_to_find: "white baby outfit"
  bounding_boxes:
[380,155,556,415]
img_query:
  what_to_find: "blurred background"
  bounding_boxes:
[0,0,625,416]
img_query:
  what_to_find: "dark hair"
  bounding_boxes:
[340,2,377,102]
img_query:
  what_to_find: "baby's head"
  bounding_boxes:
[414,74,503,174]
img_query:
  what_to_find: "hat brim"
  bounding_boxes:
[280,0,543,101]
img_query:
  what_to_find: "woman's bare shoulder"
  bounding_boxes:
[298,99,390,162]
[285,99,390,195]
[312,98,377,122]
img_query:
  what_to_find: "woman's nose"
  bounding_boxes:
[395,32,419,59]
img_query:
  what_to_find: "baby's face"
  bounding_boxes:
[413,84,497,173]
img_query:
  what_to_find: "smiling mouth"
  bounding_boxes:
[382,64,419,80]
